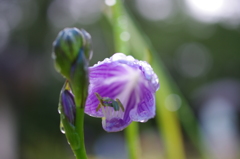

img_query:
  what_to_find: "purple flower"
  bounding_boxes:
[85,53,159,132]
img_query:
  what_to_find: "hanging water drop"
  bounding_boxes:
[58,107,61,114]
[60,126,65,134]
[60,122,65,134]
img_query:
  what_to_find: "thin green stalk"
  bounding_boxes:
[74,107,88,159]
[72,81,88,159]
[59,100,88,159]
[125,122,141,159]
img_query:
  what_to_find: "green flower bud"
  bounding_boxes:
[52,27,92,78]
[81,29,93,61]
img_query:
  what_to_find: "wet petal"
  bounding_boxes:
[84,53,159,132]
[85,81,126,117]
[61,89,76,125]
[129,83,155,122]
[103,89,137,132]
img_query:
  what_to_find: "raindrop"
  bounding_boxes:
[60,122,65,134]
[110,53,127,61]
[58,107,61,114]
[60,126,65,134]
[139,119,147,123]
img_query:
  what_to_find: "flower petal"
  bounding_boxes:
[89,62,129,80]
[85,61,128,117]
[129,83,155,122]
[103,89,137,132]
[85,81,126,117]
[84,53,159,132]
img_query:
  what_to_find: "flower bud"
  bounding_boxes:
[52,27,92,78]
[59,82,76,125]
[81,29,93,61]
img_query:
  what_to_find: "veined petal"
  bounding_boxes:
[60,88,76,125]
[85,81,126,117]
[103,89,137,132]
[129,83,155,122]
[85,53,159,132]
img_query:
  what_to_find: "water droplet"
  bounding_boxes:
[120,31,130,41]
[58,107,61,114]
[139,119,147,123]
[151,74,160,91]
[126,56,135,62]
[60,122,65,134]
[60,126,65,134]
[105,0,116,6]
[110,53,127,61]
[143,66,153,80]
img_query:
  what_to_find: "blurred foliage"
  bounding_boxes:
[0,0,240,159]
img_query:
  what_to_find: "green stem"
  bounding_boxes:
[125,122,141,159]
[74,107,88,159]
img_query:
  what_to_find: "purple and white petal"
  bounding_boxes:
[85,53,159,132]
[129,83,155,122]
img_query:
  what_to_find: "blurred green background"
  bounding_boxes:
[0,0,240,159]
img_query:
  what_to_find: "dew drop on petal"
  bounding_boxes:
[143,66,153,80]
[151,74,160,91]
[111,53,127,61]
[139,119,147,123]
[126,55,135,63]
